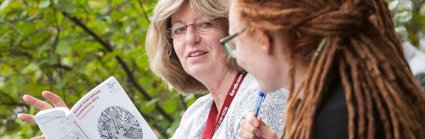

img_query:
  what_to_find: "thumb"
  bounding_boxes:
[255,117,265,137]
[258,117,278,139]
[257,116,265,127]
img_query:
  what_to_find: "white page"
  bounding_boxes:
[69,77,157,139]
[34,107,87,139]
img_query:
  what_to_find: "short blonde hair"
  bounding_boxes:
[145,0,240,94]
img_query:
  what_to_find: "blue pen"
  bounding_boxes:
[254,91,266,117]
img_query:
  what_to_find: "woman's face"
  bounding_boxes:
[170,3,229,78]
[228,1,283,92]
[228,2,265,77]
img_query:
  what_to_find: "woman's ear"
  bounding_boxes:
[259,30,273,55]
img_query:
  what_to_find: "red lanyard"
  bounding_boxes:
[202,72,247,139]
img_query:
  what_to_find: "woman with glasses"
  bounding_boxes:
[146,0,288,138]
[18,0,288,138]
[223,0,425,138]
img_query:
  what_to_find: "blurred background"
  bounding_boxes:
[0,0,424,138]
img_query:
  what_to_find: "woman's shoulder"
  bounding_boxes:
[312,84,348,138]
[178,94,214,124]
[172,94,213,138]
[313,81,386,139]
[183,94,213,117]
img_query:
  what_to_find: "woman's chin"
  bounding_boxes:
[236,58,249,69]
[185,66,209,78]
[259,84,280,93]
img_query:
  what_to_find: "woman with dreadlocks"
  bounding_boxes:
[220,0,425,138]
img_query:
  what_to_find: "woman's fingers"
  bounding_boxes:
[20,91,62,139]
[246,113,260,127]
[22,95,53,110]
[239,113,261,139]
[20,91,68,124]
[257,117,278,139]
[240,118,257,133]
[238,123,256,139]
[22,91,68,110]
[42,91,67,108]
[17,113,35,123]
[238,115,278,139]
[20,93,53,123]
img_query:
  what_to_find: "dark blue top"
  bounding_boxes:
[311,79,385,139]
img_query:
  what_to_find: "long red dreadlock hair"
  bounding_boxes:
[235,0,425,138]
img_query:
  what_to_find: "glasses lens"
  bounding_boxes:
[228,40,238,57]
[220,33,240,58]
[195,20,217,33]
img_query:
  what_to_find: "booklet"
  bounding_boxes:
[33,76,157,139]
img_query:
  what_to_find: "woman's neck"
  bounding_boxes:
[198,69,238,111]
[257,56,307,93]
[258,68,285,92]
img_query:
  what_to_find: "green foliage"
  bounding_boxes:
[0,0,194,138]
[0,0,424,138]
[390,0,425,50]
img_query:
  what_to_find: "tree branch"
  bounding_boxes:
[62,12,114,51]
[0,102,27,107]
[179,95,187,110]
[135,104,169,138]
[53,64,72,71]
[136,0,151,24]
[61,12,174,123]
[51,4,61,50]
[0,91,26,106]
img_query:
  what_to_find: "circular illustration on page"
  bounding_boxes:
[97,106,143,139]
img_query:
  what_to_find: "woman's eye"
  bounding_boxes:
[198,21,214,29]
[174,26,187,35]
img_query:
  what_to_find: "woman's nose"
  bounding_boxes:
[185,26,201,45]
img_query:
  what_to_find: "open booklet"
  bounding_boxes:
[33,76,157,139]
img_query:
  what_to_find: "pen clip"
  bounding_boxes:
[255,91,266,117]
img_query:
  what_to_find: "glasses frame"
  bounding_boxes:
[219,28,248,58]
[166,18,221,39]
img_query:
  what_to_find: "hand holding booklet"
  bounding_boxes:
[33,77,157,139]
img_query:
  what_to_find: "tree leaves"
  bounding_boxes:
[39,0,51,9]
[0,0,182,138]
[56,0,75,14]
[391,0,425,47]
[55,41,72,55]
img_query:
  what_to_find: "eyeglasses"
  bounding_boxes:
[219,28,248,58]
[166,18,221,39]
